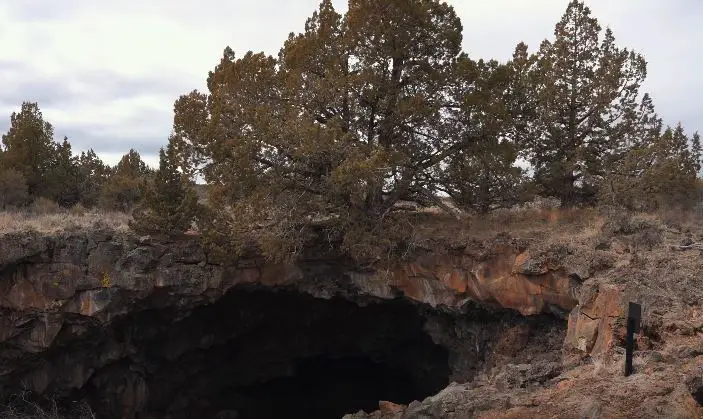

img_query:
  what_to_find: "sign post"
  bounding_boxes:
[624,302,641,377]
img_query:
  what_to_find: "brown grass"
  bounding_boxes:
[464,207,601,237]
[0,209,131,235]
[417,207,604,250]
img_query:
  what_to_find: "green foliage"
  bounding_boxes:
[171,0,525,260]
[443,140,528,213]
[0,168,29,209]
[513,1,649,205]
[601,124,700,210]
[1,102,59,198]
[165,0,703,260]
[76,149,111,208]
[0,103,113,209]
[440,58,530,213]
[130,144,200,235]
[99,149,152,211]
[1,1,701,266]
[692,132,702,174]
[45,137,81,207]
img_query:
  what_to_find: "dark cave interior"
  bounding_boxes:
[0,281,568,419]
[84,287,452,419]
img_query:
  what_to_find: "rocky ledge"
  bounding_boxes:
[0,225,701,418]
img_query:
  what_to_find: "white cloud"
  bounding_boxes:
[1,0,702,166]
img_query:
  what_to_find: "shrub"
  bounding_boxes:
[0,169,29,209]
[30,197,60,215]
[130,146,199,236]
[69,203,87,216]
[98,149,152,212]
[601,211,664,251]
[99,175,146,212]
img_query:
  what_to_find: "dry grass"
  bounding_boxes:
[1,198,699,251]
[467,207,600,234]
[589,351,623,378]
[375,205,607,260]
[0,209,131,235]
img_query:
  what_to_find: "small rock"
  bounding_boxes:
[378,401,405,414]
[681,237,695,247]
[513,252,549,276]
[494,362,561,391]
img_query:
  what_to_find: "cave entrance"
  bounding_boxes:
[232,355,438,419]
[101,287,451,419]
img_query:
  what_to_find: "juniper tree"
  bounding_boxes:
[604,123,700,210]
[170,0,504,260]
[515,0,649,205]
[100,149,152,211]
[45,137,81,207]
[692,132,702,174]
[1,102,59,198]
[440,58,528,213]
[643,125,701,208]
[131,144,199,235]
[76,149,111,208]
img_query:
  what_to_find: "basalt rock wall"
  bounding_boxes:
[0,229,608,418]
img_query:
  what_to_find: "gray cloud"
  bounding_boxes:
[0,117,166,156]
[57,128,165,157]
[1,0,702,166]
[0,79,68,109]
[1,70,191,108]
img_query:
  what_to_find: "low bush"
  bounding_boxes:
[30,197,60,215]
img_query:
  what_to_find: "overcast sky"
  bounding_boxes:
[0,0,699,167]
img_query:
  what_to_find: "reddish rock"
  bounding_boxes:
[1,276,49,310]
[566,285,625,355]
[378,401,405,414]
[387,250,578,315]
[513,251,549,276]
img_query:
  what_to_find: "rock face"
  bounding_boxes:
[566,283,626,355]
[6,225,696,418]
[392,246,580,316]
[0,229,573,418]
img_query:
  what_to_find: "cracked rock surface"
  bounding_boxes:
[1,218,703,418]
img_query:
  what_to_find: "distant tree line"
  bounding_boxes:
[2,0,702,262]
[0,102,156,211]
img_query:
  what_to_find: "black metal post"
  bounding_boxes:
[624,302,641,377]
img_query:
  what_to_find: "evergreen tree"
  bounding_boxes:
[598,93,663,207]
[76,149,111,208]
[645,125,700,208]
[130,144,199,235]
[1,102,58,198]
[171,0,481,259]
[45,137,81,207]
[515,1,649,205]
[441,58,527,213]
[692,132,702,174]
[604,124,700,210]
[0,169,29,209]
[100,149,152,211]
